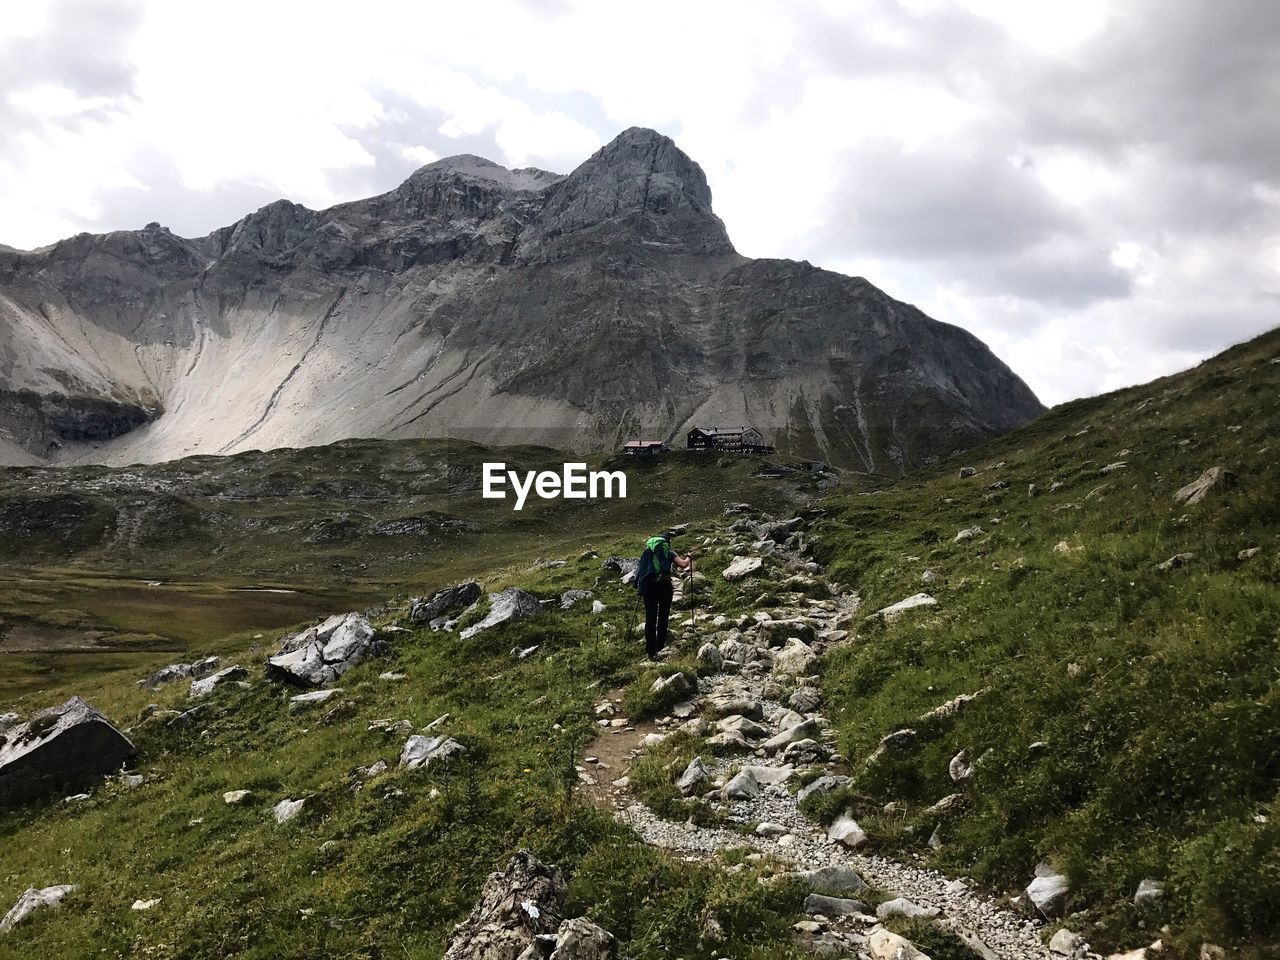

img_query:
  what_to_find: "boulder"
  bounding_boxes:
[804,893,869,917]
[771,639,818,677]
[722,556,764,581]
[1155,553,1195,572]
[460,588,543,640]
[649,672,691,699]
[954,526,983,542]
[1173,466,1236,506]
[1049,928,1089,957]
[1025,862,1069,918]
[869,928,932,960]
[0,697,136,808]
[781,739,828,765]
[548,916,617,960]
[721,768,761,800]
[707,729,750,751]
[707,695,763,720]
[138,655,222,690]
[827,811,868,848]
[442,850,566,960]
[559,589,594,610]
[590,600,606,614]
[696,643,723,673]
[789,686,822,713]
[876,898,939,920]
[289,688,343,709]
[675,757,712,796]
[762,718,821,755]
[787,865,870,896]
[410,582,482,624]
[873,594,936,622]
[755,618,817,645]
[272,797,305,824]
[796,775,853,805]
[400,735,467,770]
[959,466,977,478]
[268,613,386,686]
[223,789,254,805]
[0,884,76,933]
[189,665,248,698]
[948,750,973,782]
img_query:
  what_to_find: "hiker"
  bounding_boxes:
[636,530,692,661]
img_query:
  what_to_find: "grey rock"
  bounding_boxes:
[948,750,973,782]
[787,865,870,897]
[461,588,543,640]
[138,655,222,689]
[789,685,822,712]
[762,718,821,755]
[796,775,853,805]
[1155,552,1195,572]
[411,582,482,623]
[288,688,343,709]
[803,893,869,917]
[0,697,136,808]
[954,525,983,542]
[675,757,712,796]
[723,556,764,581]
[1173,466,1236,506]
[716,714,770,739]
[873,593,937,622]
[268,613,386,686]
[0,884,76,933]
[600,556,637,577]
[1025,862,1069,918]
[1049,928,1089,957]
[868,928,931,960]
[959,466,977,478]
[876,897,940,920]
[443,850,565,960]
[696,642,723,673]
[223,789,254,804]
[189,665,248,698]
[827,811,868,848]
[559,589,594,610]
[400,735,467,770]
[721,768,761,800]
[771,639,818,677]
[781,738,828,765]
[547,916,616,960]
[272,797,305,824]
[649,672,691,699]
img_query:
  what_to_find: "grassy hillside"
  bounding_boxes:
[0,442,830,703]
[810,328,1279,955]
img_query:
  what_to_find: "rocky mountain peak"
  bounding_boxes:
[517,126,733,258]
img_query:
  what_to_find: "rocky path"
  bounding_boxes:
[582,513,1061,960]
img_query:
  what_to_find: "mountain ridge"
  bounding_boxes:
[0,127,1043,469]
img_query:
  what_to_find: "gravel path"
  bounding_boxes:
[583,516,1077,959]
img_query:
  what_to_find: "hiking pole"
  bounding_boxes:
[687,554,695,629]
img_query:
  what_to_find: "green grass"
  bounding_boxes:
[811,327,1280,956]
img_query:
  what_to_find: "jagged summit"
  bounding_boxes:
[0,128,1043,469]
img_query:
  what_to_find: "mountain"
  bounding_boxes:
[0,127,1043,470]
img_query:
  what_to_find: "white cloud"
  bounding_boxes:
[0,0,1276,408]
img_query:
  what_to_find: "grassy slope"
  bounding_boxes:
[811,328,1279,955]
[0,454,828,960]
[0,446,826,705]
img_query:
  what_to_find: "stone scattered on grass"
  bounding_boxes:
[0,884,76,933]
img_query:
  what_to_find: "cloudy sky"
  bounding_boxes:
[2,0,1277,405]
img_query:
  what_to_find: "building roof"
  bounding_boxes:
[689,426,758,436]
[623,439,666,447]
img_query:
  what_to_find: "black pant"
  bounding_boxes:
[642,578,674,658]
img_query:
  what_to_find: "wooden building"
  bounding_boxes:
[685,426,773,454]
[622,439,669,455]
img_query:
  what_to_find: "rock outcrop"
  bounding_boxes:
[442,851,566,960]
[0,884,76,933]
[0,128,1042,470]
[0,697,136,807]
[410,582,482,625]
[267,613,386,686]
[459,588,542,640]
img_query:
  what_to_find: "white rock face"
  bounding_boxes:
[875,593,937,621]
[0,884,76,932]
[223,790,254,805]
[189,665,248,698]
